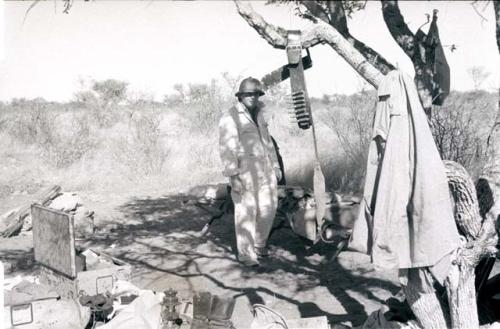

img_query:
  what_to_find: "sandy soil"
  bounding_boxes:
[1,188,498,328]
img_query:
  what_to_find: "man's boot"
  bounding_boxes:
[191,291,213,329]
[208,294,236,329]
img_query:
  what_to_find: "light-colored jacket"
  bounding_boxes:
[219,102,280,190]
[349,70,460,271]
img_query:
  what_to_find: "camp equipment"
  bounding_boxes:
[285,31,327,232]
[32,204,132,299]
[160,288,182,328]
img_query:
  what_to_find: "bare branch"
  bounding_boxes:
[235,1,290,49]
[494,0,500,52]
[23,0,42,25]
[326,1,349,35]
[234,0,384,87]
[326,1,395,74]
[301,1,330,24]
[471,0,489,23]
[381,0,417,59]
[63,0,74,14]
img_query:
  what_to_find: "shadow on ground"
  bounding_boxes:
[80,192,400,328]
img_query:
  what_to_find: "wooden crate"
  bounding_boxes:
[39,251,132,299]
[32,204,132,299]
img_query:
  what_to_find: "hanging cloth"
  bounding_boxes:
[349,70,460,270]
[414,10,450,106]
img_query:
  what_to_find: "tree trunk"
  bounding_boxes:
[478,0,500,227]
[446,265,479,329]
[234,3,499,326]
[381,1,448,119]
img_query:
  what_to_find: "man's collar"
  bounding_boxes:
[237,102,261,114]
[236,102,247,113]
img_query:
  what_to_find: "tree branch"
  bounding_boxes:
[495,0,500,53]
[381,0,417,59]
[235,1,298,49]
[326,1,349,35]
[326,1,395,74]
[234,0,384,88]
[300,1,330,24]
[381,0,438,116]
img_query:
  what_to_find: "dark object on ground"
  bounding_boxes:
[80,293,114,327]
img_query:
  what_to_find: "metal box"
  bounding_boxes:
[31,204,132,299]
[4,298,57,327]
[288,206,317,241]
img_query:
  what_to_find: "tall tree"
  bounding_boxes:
[235,1,499,327]
[236,0,450,118]
[478,0,500,237]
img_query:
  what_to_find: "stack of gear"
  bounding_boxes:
[47,192,95,238]
[277,186,358,245]
[186,183,359,257]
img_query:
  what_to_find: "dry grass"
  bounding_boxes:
[0,86,496,200]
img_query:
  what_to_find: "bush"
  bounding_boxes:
[8,99,58,146]
[431,90,496,177]
[74,78,129,128]
[318,91,376,193]
[7,100,97,168]
[43,114,98,168]
[113,111,169,176]
[170,80,231,134]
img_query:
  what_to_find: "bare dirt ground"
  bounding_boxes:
[2,188,497,328]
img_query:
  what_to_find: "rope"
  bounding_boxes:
[253,304,290,329]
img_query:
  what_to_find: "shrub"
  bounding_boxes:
[431,90,496,177]
[8,99,57,146]
[318,91,376,193]
[176,80,231,134]
[43,114,98,168]
[74,78,129,128]
[113,111,169,176]
[7,100,97,168]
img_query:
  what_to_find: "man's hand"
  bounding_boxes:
[230,175,243,193]
[274,168,282,183]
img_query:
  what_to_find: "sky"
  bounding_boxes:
[0,0,498,102]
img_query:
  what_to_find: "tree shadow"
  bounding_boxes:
[78,192,399,326]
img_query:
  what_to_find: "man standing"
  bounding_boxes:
[218,77,282,267]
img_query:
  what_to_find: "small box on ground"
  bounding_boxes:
[3,277,90,328]
[4,294,59,327]
[31,204,132,299]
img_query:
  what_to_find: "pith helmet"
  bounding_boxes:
[235,77,265,97]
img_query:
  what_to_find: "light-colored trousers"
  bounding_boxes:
[230,181,278,259]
